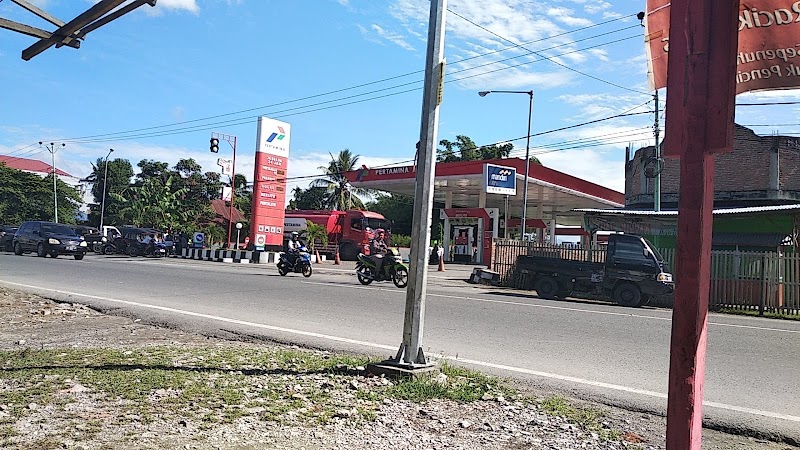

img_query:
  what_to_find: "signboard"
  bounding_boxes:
[221,186,232,202]
[251,117,291,248]
[646,0,800,95]
[217,158,232,176]
[483,163,516,195]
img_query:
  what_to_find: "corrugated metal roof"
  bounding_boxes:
[0,155,73,177]
[576,204,800,216]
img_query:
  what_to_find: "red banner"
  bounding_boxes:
[251,117,290,249]
[646,0,800,95]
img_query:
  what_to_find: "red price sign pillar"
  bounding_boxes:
[251,117,291,250]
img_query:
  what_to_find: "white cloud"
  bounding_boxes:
[154,0,198,13]
[368,23,414,51]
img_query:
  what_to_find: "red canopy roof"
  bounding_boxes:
[0,155,73,177]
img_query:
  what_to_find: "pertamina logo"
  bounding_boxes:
[266,126,286,143]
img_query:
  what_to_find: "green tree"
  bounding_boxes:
[437,134,541,164]
[287,186,328,210]
[0,163,81,224]
[83,158,134,227]
[365,193,413,236]
[112,176,189,230]
[312,149,369,210]
[304,220,328,263]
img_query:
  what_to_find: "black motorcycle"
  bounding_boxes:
[277,246,313,277]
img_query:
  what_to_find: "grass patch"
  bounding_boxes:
[716,307,800,321]
[0,346,520,438]
[541,396,621,441]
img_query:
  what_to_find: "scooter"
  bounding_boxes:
[355,248,409,288]
[277,246,313,277]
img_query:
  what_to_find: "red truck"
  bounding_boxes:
[284,210,391,260]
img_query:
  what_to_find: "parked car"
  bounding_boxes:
[13,221,88,260]
[71,225,105,252]
[1,224,18,252]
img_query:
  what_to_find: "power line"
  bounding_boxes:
[13,20,641,146]
[56,34,642,145]
[447,7,651,96]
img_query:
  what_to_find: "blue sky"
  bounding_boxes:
[2,0,799,196]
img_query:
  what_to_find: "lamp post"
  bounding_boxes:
[478,90,533,239]
[40,142,65,223]
[235,222,243,249]
[99,148,114,232]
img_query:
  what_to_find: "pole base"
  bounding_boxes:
[367,361,437,379]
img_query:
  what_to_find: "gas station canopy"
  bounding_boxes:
[344,157,623,227]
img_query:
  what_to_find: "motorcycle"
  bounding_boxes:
[128,240,167,258]
[355,248,409,288]
[277,246,313,277]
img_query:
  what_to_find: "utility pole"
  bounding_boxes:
[100,148,114,232]
[654,90,661,212]
[41,142,64,223]
[373,0,446,372]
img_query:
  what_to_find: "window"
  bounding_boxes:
[366,218,389,231]
[351,219,363,231]
[614,238,647,259]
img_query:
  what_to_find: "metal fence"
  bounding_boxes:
[493,239,800,315]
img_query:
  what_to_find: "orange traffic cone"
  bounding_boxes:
[334,247,341,265]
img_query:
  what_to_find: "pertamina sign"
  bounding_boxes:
[646,0,800,94]
[251,117,291,249]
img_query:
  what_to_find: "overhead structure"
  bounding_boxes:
[0,0,157,60]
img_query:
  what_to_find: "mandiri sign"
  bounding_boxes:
[483,163,516,195]
[646,0,800,94]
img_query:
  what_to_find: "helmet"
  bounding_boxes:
[291,231,299,239]
[375,228,385,235]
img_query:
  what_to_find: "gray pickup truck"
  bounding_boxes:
[515,233,674,307]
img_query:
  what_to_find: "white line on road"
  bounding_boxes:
[3,278,798,424]
[301,280,800,334]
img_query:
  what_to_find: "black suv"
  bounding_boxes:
[1,225,18,252]
[13,221,88,260]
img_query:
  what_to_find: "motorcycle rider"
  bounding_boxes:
[369,228,389,279]
[286,231,303,269]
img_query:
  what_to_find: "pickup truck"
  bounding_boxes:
[515,233,674,307]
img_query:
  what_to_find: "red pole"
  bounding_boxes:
[662,1,738,449]
[227,136,237,249]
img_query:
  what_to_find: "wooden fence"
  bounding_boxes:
[493,240,800,315]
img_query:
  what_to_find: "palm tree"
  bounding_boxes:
[312,149,370,210]
[304,221,328,263]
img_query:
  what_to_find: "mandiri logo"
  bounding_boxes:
[266,126,286,143]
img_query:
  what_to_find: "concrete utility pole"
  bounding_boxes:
[380,0,446,370]
[41,142,64,223]
[99,148,114,232]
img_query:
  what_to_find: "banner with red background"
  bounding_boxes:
[251,117,290,249]
[647,0,800,95]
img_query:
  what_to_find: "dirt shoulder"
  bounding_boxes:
[0,287,795,450]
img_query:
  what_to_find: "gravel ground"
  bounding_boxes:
[0,287,795,450]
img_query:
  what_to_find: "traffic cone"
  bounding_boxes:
[334,247,341,265]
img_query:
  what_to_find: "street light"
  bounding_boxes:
[40,141,65,223]
[235,222,243,249]
[478,90,534,239]
[99,148,114,233]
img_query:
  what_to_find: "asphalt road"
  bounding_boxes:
[1,252,799,442]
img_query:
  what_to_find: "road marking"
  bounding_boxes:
[302,280,800,335]
[1,279,798,424]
